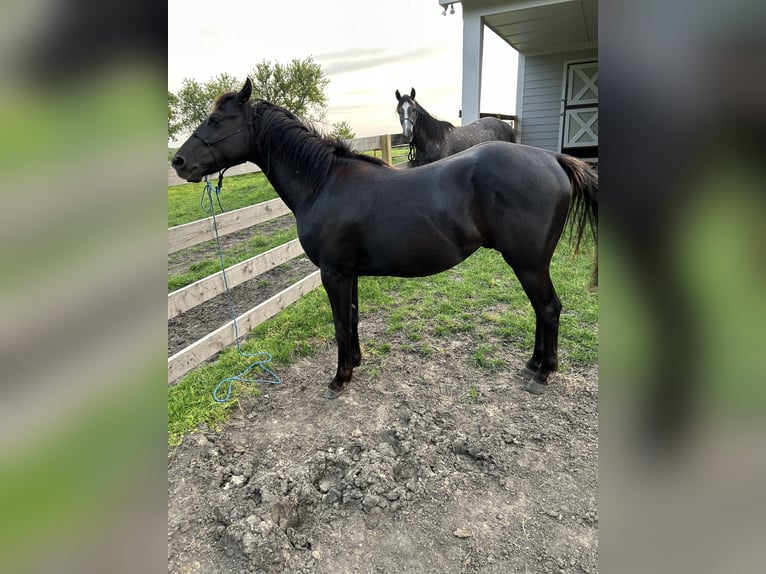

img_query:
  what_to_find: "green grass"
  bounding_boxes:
[167,225,298,292]
[362,145,410,166]
[168,231,597,445]
[357,235,597,369]
[168,171,278,227]
[168,288,333,446]
[462,385,481,403]
[390,146,411,166]
[167,170,298,292]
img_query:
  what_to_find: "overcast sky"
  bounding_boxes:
[168,0,518,139]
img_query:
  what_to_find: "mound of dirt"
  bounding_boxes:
[168,316,598,573]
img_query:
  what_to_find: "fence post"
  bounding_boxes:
[379,134,392,165]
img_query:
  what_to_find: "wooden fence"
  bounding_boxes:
[167,133,409,384]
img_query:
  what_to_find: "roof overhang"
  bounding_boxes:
[439,0,597,55]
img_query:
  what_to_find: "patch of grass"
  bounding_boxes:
[391,147,410,166]
[168,171,278,227]
[168,226,597,445]
[356,340,393,381]
[362,145,410,167]
[418,342,435,359]
[168,370,243,446]
[472,343,506,371]
[168,288,333,444]
[168,226,299,292]
[462,385,481,403]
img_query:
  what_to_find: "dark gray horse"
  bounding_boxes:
[395,88,516,166]
[172,79,597,399]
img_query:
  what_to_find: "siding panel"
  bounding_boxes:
[519,48,596,151]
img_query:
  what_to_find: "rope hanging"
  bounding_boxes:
[200,175,282,403]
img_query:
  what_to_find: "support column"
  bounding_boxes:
[461,10,484,125]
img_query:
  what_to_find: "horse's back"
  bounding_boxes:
[391,140,567,190]
[442,117,515,158]
[384,141,571,224]
[459,140,568,185]
[471,117,516,143]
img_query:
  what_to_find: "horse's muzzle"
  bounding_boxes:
[171,154,203,183]
[170,154,185,170]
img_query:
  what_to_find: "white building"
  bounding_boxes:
[440,0,598,161]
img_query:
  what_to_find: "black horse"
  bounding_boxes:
[395,88,516,166]
[172,79,597,398]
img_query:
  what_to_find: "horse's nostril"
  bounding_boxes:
[171,155,185,168]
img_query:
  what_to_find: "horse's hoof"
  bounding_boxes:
[518,366,537,380]
[524,380,548,395]
[323,387,343,399]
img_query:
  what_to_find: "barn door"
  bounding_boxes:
[561,60,598,159]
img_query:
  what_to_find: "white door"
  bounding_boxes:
[561,61,598,152]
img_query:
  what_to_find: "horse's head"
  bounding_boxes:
[171,79,254,183]
[395,88,418,141]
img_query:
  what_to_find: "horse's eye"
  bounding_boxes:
[209,115,221,125]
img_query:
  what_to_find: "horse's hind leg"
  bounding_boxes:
[321,269,357,398]
[505,260,562,394]
[351,275,362,367]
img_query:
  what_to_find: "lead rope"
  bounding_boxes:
[201,173,282,403]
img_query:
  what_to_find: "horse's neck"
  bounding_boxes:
[249,107,318,212]
[253,144,304,212]
[413,106,453,160]
[412,107,455,145]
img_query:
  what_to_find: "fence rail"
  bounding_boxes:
[168,271,323,383]
[168,238,308,320]
[168,198,292,254]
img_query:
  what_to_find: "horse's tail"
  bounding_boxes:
[556,154,598,253]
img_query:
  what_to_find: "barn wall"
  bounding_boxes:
[518,48,597,152]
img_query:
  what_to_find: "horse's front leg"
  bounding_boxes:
[321,269,356,399]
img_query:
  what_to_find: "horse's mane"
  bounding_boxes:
[412,102,455,143]
[245,99,387,192]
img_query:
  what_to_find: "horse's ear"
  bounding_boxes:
[395,89,402,101]
[410,88,416,99]
[238,78,253,104]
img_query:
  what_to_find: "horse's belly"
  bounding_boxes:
[358,237,478,278]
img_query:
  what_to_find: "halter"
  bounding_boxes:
[192,103,260,178]
[399,106,419,128]
[191,124,251,177]
[400,107,419,161]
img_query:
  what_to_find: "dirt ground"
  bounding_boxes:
[168,251,598,573]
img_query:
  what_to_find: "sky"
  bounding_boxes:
[168,0,518,141]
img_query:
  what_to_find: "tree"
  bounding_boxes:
[329,121,355,140]
[169,58,330,138]
[168,91,181,142]
[249,57,329,123]
[173,73,242,137]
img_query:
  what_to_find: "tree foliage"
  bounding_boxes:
[169,58,330,141]
[249,57,329,123]
[329,121,355,140]
[173,73,240,138]
[168,91,181,142]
